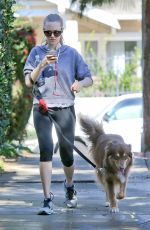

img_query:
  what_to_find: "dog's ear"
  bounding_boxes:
[104,141,113,155]
[127,144,133,158]
[128,144,132,151]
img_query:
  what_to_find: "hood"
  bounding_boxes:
[38,44,68,55]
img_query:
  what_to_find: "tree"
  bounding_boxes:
[71,0,136,14]
[142,0,150,167]
[71,0,115,13]
[72,0,150,162]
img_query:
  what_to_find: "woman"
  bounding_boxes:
[24,13,93,215]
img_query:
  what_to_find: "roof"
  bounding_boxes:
[47,0,121,29]
[15,0,141,29]
[15,0,121,29]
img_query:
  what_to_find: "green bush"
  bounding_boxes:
[7,25,36,142]
[0,160,4,173]
[0,0,36,158]
[119,48,142,93]
[0,141,32,159]
[0,0,16,146]
[80,42,142,97]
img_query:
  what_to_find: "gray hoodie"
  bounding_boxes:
[24,44,92,107]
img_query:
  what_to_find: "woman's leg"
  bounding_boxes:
[33,105,53,199]
[52,106,76,178]
[63,164,74,186]
[40,161,52,198]
[52,106,77,207]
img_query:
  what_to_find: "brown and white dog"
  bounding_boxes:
[79,114,133,213]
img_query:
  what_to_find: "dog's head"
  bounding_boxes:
[104,141,133,173]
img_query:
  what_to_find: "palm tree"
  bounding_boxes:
[71,0,150,167]
[71,0,136,13]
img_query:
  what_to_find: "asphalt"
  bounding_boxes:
[0,141,150,230]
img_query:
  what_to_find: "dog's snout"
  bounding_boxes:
[119,160,127,169]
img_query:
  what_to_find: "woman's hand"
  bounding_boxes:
[71,80,82,93]
[39,55,57,70]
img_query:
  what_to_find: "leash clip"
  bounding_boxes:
[96,167,105,174]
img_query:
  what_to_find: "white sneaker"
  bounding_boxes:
[38,193,54,215]
[64,182,78,208]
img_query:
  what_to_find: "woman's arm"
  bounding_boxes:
[71,77,93,93]
[25,54,57,88]
[25,63,45,87]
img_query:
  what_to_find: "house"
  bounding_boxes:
[15,0,142,76]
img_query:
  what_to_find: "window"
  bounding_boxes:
[106,41,138,74]
[84,41,98,75]
[106,98,142,121]
[125,41,137,64]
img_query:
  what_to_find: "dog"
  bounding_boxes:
[79,114,133,213]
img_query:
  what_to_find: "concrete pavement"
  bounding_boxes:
[0,141,150,230]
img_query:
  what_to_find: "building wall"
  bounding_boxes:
[17,1,141,74]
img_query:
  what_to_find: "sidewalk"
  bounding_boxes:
[0,142,150,230]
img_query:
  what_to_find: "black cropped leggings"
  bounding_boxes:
[33,105,76,167]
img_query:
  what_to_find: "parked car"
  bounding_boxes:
[75,93,143,153]
[96,93,143,152]
[54,93,143,153]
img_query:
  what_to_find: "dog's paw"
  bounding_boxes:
[117,192,125,200]
[109,207,119,213]
[105,201,110,207]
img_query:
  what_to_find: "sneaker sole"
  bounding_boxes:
[66,204,77,208]
[65,201,78,208]
[38,210,54,215]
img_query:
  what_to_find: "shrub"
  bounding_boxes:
[80,43,142,97]
[0,0,36,158]
[6,25,36,142]
[0,159,5,173]
[0,0,16,147]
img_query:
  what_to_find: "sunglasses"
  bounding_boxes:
[44,30,62,37]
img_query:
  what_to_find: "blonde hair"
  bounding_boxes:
[43,13,64,29]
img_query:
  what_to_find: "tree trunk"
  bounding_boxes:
[143,0,150,169]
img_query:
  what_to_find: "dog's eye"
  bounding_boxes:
[114,153,120,159]
[121,153,128,160]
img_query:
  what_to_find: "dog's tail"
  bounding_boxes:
[79,114,105,145]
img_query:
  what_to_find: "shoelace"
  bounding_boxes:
[43,192,54,207]
[66,186,76,200]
